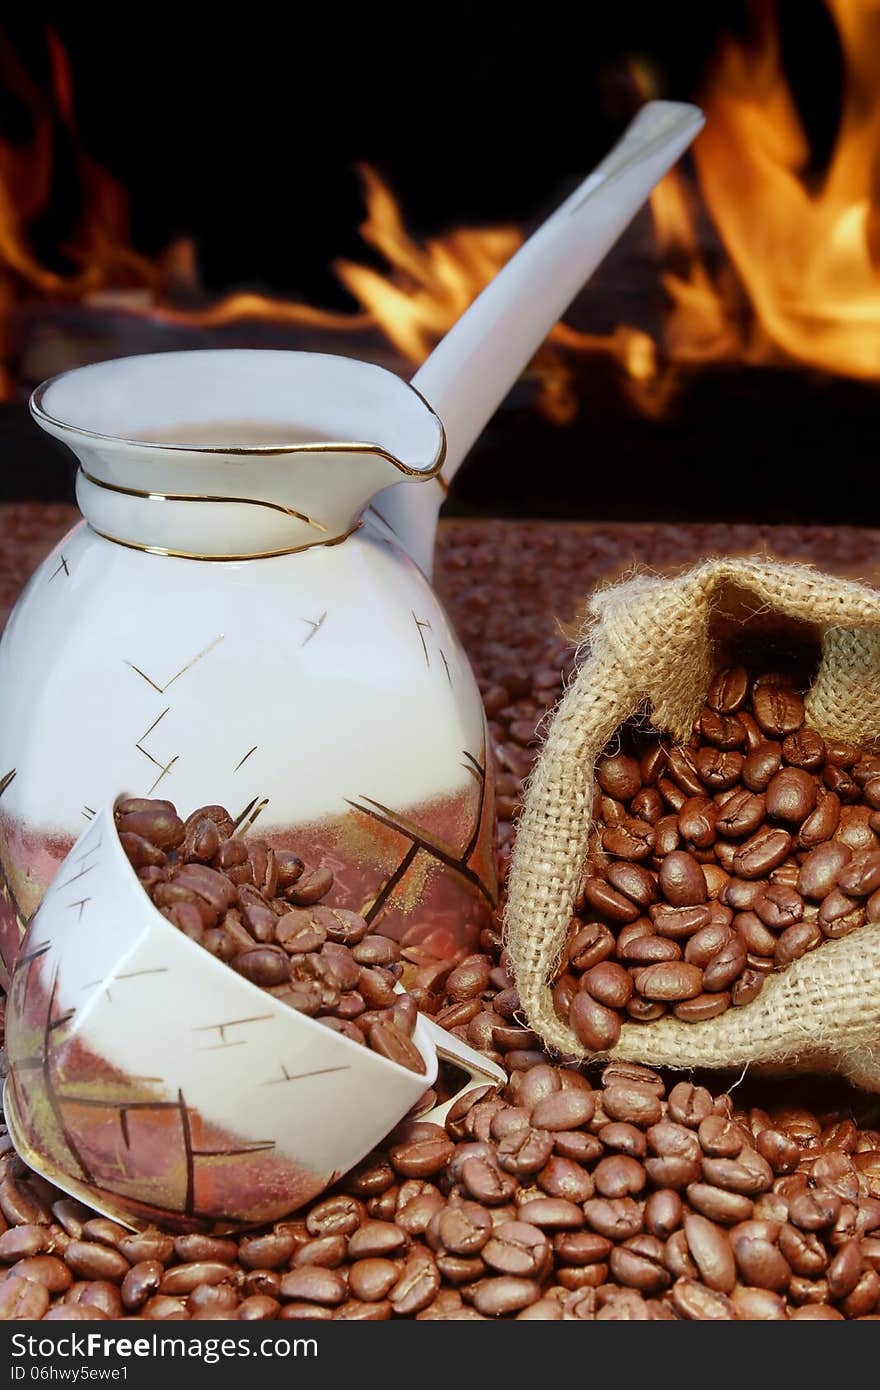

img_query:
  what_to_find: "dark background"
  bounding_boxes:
[0,0,875,523]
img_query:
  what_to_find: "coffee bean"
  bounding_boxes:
[368,1021,426,1074]
[798,841,852,900]
[0,1225,51,1262]
[715,790,766,839]
[838,849,880,897]
[388,1251,440,1315]
[659,851,708,907]
[467,1276,542,1316]
[286,866,335,905]
[683,1213,736,1292]
[159,1262,235,1295]
[122,1261,164,1310]
[667,748,707,798]
[581,878,640,924]
[605,862,658,908]
[482,1221,549,1277]
[569,993,621,1052]
[12,1255,72,1293]
[696,749,744,791]
[0,1274,49,1319]
[707,668,750,714]
[583,1198,643,1241]
[673,993,730,1022]
[116,1231,175,1265]
[753,686,805,738]
[63,1242,130,1283]
[580,961,633,1010]
[279,1266,347,1306]
[44,1305,110,1321]
[754,883,804,928]
[635,961,703,1002]
[595,753,640,801]
[0,1180,50,1228]
[593,1156,646,1198]
[782,728,826,769]
[818,890,866,938]
[766,767,817,823]
[731,826,793,879]
[232,946,290,987]
[701,935,747,992]
[775,920,822,966]
[742,742,783,793]
[698,711,746,750]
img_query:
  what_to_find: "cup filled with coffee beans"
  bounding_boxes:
[2,797,504,1234]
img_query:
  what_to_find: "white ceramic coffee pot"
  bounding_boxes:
[0,103,703,983]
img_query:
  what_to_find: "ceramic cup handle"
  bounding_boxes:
[416,1016,507,1126]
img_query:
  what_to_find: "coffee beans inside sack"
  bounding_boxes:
[118,797,425,1074]
[505,558,880,1088]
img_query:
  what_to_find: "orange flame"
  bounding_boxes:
[645,0,880,394]
[4,6,880,418]
[0,28,643,419]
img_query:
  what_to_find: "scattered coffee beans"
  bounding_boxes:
[2,531,879,1319]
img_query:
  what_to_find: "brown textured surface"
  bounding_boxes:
[2,507,880,1319]
[3,504,880,636]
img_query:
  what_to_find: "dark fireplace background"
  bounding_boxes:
[1,1,876,526]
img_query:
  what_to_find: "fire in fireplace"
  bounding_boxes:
[1,3,879,522]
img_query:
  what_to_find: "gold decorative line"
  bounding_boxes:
[58,861,97,890]
[90,521,363,562]
[261,1064,351,1087]
[12,942,50,973]
[192,1141,275,1157]
[74,836,103,864]
[177,1088,196,1217]
[362,842,419,925]
[366,504,399,537]
[192,1015,273,1040]
[33,377,446,478]
[234,746,258,773]
[79,966,171,1001]
[0,769,15,797]
[80,467,327,534]
[126,634,224,695]
[435,474,449,495]
[147,759,178,795]
[134,709,179,794]
[231,796,269,836]
[412,612,432,668]
[300,611,327,648]
[347,795,496,909]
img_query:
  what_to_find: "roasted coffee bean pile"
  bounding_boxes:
[2,522,880,1318]
[117,797,425,1076]
[1,1018,880,1319]
[553,667,880,1052]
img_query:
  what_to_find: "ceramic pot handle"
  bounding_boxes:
[417,1016,507,1126]
[373,100,704,578]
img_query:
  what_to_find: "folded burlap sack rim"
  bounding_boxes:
[504,556,880,1091]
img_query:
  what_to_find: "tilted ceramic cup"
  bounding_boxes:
[3,804,505,1233]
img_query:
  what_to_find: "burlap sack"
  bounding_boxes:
[504,556,880,1091]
